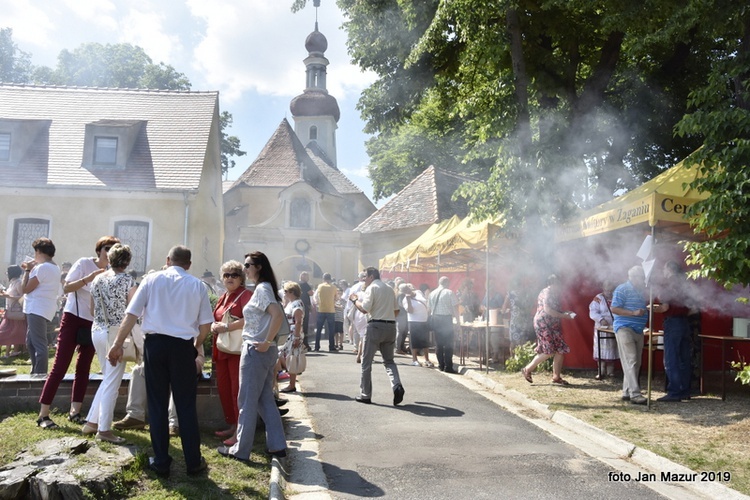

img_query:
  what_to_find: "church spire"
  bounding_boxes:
[289,0,340,167]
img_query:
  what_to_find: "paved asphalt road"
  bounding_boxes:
[286,344,664,499]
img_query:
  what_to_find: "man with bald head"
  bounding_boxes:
[428,276,461,373]
[108,245,213,477]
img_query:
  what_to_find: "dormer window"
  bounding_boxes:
[0,132,10,161]
[82,119,145,170]
[0,119,50,167]
[94,136,118,165]
[309,126,318,141]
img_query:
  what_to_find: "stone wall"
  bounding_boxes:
[0,373,224,423]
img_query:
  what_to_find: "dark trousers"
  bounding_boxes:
[433,315,455,371]
[302,306,311,348]
[663,316,692,399]
[39,312,96,404]
[144,334,201,471]
[315,312,336,350]
[396,318,408,352]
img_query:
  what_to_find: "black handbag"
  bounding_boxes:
[74,291,93,346]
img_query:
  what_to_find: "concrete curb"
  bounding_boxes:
[461,366,749,500]
[270,383,332,500]
[269,456,287,500]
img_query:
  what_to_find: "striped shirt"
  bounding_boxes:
[611,280,648,333]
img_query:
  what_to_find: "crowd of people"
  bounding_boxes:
[0,235,701,477]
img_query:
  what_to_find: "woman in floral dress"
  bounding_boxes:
[521,275,575,385]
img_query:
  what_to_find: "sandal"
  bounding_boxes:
[36,416,59,429]
[68,413,86,425]
[280,386,296,393]
[521,368,533,383]
[552,378,570,386]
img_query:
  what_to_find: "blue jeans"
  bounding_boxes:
[315,312,336,350]
[230,343,286,459]
[663,316,692,398]
[144,334,202,471]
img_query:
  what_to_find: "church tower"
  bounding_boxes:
[289,4,340,167]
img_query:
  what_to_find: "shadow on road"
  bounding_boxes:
[322,460,385,498]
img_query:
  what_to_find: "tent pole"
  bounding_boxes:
[485,233,490,374]
[646,225,655,410]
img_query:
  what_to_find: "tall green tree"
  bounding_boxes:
[219,111,246,176]
[295,1,707,215]
[32,42,191,90]
[675,4,750,288]
[0,27,33,82]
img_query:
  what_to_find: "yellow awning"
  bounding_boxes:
[557,157,709,242]
[379,216,462,270]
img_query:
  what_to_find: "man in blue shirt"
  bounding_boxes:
[611,266,648,405]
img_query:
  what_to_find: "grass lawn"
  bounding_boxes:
[0,350,271,499]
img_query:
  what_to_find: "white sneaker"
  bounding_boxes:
[411,361,421,366]
[424,361,434,368]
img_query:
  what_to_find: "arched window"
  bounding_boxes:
[290,198,311,228]
[309,126,318,141]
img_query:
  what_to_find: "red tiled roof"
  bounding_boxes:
[0,85,218,191]
[355,166,473,233]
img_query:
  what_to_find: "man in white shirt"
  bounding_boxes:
[350,267,405,406]
[107,245,213,477]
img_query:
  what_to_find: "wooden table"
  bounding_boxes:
[458,322,509,370]
[698,334,750,401]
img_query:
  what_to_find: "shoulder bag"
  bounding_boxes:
[74,291,94,346]
[286,343,306,374]
[103,298,137,363]
[216,290,248,355]
[275,301,291,346]
[4,300,25,321]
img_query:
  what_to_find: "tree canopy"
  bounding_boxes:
[0,33,244,176]
[294,0,749,288]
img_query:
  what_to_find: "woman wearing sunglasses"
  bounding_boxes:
[218,252,287,461]
[210,260,252,446]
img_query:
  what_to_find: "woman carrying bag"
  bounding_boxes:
[36,236,118,429]
[277,281,305,393]
[217,251,287,461]
[210,260,252,446]
[83,244,136,443]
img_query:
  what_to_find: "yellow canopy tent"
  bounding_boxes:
[557,157,709,242]
[418,216,507,271]
[379,216,508,373]
[379,215,462,271]
[556,155,710,407]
